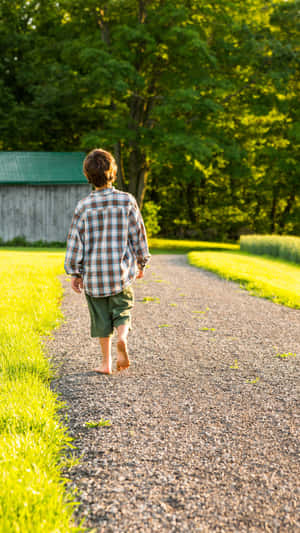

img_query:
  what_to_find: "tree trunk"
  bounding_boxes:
[95,8,110,46]
[126,90,150,207]
[138,0,147,23]
[128,147,148,207]
[114,141,125,190]
[186,182,196,224]
[136,166,149,207]
[270,191,277,233]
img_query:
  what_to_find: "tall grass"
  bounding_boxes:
[0,251,85,533]
[240,234,300,264]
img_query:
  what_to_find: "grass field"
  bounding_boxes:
[149,238,239,254]
[188,250,300,309]
[0,251,85,533]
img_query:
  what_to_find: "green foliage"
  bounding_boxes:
[0,0,299,238]
[142,201,161,238]
[0,235,66,248]
[240,234,300,264]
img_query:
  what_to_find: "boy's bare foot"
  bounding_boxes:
[93,367,112,375]
[116,340,130,371]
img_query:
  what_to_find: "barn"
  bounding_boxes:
[0,152,91,243]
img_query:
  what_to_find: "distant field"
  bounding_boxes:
[1,238,298,310]
[240,234,300,264]
[0,238,239,254]
[188,250,300,309]
[149,238,239,254]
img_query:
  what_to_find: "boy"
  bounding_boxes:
[64,148,150,375]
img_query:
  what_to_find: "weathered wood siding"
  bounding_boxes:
[0,184,91,242]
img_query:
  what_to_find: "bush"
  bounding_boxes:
[0,236,65,248]
[142,201,161,238]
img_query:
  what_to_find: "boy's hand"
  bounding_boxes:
[71,276,83,294]
[136,269,144,279]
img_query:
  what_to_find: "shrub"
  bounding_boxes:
[0,236,65,248]
[142,201,161,238]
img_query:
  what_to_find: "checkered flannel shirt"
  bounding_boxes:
[64,187,151,297]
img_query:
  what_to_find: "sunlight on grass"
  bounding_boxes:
[275,352,296,359]
[143,296,160,303]
[0,250,84,532]
[84,420,112,428]
[149,238,238,254]
[188,251,300,309]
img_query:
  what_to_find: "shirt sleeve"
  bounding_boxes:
[64,207,85,276]
[128,198,151,270]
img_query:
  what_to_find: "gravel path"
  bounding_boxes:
[50,255,300,533]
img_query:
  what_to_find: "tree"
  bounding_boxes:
[0,0,298,238]
[53,0,227,207]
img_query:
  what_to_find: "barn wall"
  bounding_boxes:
[0,184,91,242]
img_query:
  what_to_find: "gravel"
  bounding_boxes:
[50,254,300,532]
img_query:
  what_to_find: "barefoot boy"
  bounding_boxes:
[64,148,150,374]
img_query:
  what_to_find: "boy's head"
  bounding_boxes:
[83,149,117,188]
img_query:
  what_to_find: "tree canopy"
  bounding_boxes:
[0,0,299,240]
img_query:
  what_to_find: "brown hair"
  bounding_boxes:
[83,149,117,188]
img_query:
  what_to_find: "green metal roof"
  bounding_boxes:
[0,152,88,185]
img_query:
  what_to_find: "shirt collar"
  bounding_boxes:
[91,186,115,196]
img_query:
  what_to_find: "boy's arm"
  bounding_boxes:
[128,199,151,272]
[64,208,85,281]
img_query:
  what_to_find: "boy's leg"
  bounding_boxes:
[109,287,134,371]
[93,337,113,374]
[116,324,130,371]
[84,293,114,374]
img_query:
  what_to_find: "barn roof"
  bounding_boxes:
[0,151,87,185]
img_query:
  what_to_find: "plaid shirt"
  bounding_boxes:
[64,187,151,297]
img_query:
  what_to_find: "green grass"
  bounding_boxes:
[142,296,160,303]
[188,250,300,309]
[149,238,239,254]
[275,352,296,359]
[245,377,260,384]
[240,234,300,264]
[84,419,112,428]
[0,250,85,533]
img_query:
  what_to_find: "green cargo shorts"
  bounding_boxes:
[84,286,134,338]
